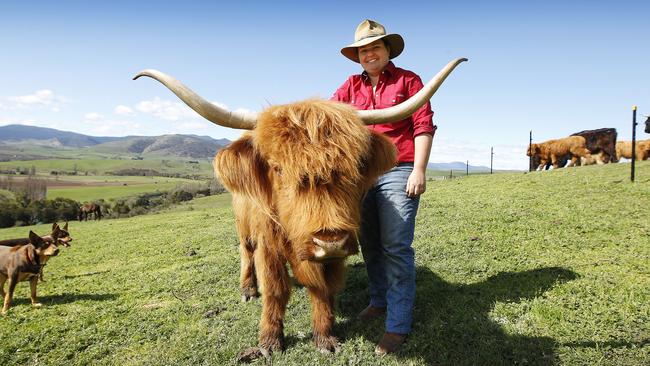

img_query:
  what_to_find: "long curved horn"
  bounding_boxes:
[358,58,468,125]
[133,69,258,130]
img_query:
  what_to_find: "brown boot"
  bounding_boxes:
[375,332,407,355]
[356,305,386,321]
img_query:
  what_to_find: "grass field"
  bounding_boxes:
[0,162,648,365]
[2,175,205,202]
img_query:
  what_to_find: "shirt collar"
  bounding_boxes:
[361,61,396,80]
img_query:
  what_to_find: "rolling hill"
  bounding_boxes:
[0,124,230,160]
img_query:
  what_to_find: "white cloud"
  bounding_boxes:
[84,112,103,121]
[135,97,200,121]
[5,89,68,112]
[114,105,135,116]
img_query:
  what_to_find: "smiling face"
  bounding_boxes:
[358,40,390,77]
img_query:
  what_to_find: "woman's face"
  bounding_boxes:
[358,40,390,77]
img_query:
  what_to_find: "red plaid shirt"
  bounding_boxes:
[332,61,435,163]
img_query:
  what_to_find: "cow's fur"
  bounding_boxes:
[616,140,650,161]
[527,136,592,170]
[571,128,617,164]
[213,99,397,356]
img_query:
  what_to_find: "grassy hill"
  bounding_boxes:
[0,162,648,365]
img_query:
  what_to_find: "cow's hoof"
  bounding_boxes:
[314,334,340,354]
[241,287,259,302]
[235,347,265,363]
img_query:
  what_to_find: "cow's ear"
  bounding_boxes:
[213,133,271,203]
[28,230,44,249]
[361,132,398,189]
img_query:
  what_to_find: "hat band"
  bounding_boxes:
[356,33,385,42]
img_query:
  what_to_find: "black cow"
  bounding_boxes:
[644,116,649,134]
[571,128,617,164]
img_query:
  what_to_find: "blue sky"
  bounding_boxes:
[1,0,648,169]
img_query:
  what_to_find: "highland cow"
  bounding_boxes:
[616,140,650,161]
[134,58,466,358]
[527,136,592,170]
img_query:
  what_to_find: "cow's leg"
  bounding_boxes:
[239,236,259,302]
[567,155,578,167]
[307,287,340,353]
[30,277,42,307]
[255,243,290,354]
[551,155,561,169]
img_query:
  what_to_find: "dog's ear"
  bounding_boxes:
[52,224,62,237]
[63,222,68,231]
[28,230,45,249]
[52,222,59,231]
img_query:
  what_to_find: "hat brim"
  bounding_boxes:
[340,34,404,63]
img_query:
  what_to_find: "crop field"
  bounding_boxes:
[1,175,202,202]
[0,162,648,365]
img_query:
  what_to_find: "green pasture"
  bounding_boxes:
[45,176,201,202]
[0,162,648,365]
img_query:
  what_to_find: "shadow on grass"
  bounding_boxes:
[59,270,111,279]
[11,292,118,306]
[337,264,578,365]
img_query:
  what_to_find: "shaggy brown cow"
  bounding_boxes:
[616,140,650,161]
[571,128,617,164]
[527,136,592,170]
[78,202,101,221]
[134,58,467,358]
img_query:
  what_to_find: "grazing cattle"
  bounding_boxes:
[645,116,650,134]
[78,202,101,221]
[527,136,592,170]
[571,128,617,164]
[134,58,466,358]
[616,140,650,161]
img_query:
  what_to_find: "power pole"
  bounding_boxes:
[466,160,469,176]
[490,147,494,174]
[529,131,533,172]
[632,105,638,182]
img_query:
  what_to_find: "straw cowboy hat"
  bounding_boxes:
[341,19,404,63]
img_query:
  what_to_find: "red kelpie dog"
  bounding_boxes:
[0,231,58,315]
[0,223,72,281]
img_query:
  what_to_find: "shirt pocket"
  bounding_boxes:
[350,95,369,109]
[379,91,406,108]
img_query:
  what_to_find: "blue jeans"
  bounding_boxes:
[360,163,419,334]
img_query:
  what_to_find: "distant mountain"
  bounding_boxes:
[0,124,231,159]
[91,134,226,158]
[428,161,491,172]
[0,124,121,147]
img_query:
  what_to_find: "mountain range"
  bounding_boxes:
[0,124,231,160]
